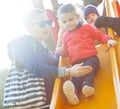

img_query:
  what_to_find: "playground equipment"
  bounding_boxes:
[50,0,120,109]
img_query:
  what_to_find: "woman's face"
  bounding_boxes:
[32,14,50,41]
[59,12,79,31]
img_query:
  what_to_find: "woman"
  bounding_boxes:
[4,8,92,109]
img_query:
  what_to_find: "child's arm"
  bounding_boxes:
[56,28,64,47]
[89,25,116,44]
[55,24,66,57]
[56,21,67,45]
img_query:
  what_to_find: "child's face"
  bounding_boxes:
[59,12,79,31]
[86,13,98,25]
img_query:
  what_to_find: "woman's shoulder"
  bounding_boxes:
[13,35,36,47]
[16,34,32,42]
[7,35,36,60]
[8,34,34,50]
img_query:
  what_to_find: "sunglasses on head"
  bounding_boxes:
[37,20,53,28]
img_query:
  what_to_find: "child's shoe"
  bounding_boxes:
[63,80,79,105]
[82,85,95,98]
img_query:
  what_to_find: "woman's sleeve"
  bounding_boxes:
[14,37,59,78]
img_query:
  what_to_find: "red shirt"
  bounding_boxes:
[62,24,111,64]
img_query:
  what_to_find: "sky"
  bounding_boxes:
[0,0,84,69]
[0,0,33,69]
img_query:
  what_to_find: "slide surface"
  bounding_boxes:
[50,45,119,109]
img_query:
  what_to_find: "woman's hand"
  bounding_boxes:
[107,39,117,47]
[66,63,93,77]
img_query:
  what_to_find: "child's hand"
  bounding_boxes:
[107,39,117,47]
[55,46,66,57]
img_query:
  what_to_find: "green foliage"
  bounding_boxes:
[0,69,9,109]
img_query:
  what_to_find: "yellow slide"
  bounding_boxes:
[50,44,119,109]
[50,0,120,109]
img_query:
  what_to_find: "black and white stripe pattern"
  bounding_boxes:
[4,69,47,108]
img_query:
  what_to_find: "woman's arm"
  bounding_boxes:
[14,36,59,78]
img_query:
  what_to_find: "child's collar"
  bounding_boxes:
[67,23,82,32]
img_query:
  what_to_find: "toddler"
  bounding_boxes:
[84,5,99,26]
[56,4,117,105]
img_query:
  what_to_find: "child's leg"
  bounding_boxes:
[72,77,83,94]
[81,56,100,97]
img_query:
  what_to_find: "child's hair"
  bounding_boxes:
[57,4,79,19]
[23,8,48,26]
[84,5,99,20]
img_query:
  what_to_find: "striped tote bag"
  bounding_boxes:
[4,68,48,109]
